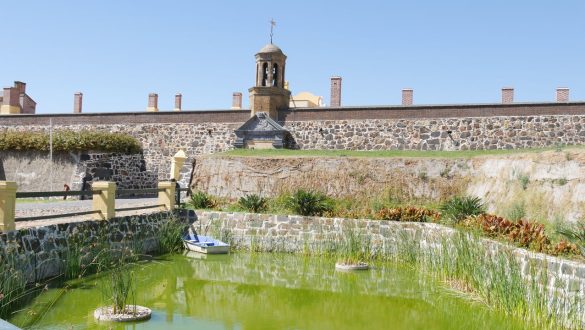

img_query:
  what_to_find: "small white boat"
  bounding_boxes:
[183,233,230,254]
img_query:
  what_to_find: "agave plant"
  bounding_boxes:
[238,194,268,213]
[287,189,333,216]
[188,191,216,209]
[440,196,485,224]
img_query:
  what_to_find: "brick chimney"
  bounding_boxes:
[330,76,342,107]
[556,88,569,102]
[13,81,26,94]
[402,89,413,106]
[174,93,182,111]
[147,93,158,112]
[0,87,21,114]
[73,92,83,113]
[502,87,514,104]
[231,92,242,110]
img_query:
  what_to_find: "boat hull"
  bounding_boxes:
[183,236,230,254]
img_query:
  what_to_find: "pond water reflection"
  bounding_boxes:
[13,252,528,330]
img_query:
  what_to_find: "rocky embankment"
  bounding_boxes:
[191,149,585,223]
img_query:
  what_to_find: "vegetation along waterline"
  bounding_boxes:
[2,191,585,328]
[0,213,186,323]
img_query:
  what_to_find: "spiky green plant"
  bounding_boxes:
[440,196,485,224]
[188,191,216,209]
[238,194,268,213]
[287,189,333,216]
[157,215,186,254]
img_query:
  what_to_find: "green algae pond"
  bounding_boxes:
[11,253,529,330]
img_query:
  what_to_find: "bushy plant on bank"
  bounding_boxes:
[238,194,268,213]
[286,190,333,216]
[462,214,579,256]
[439,196,485,224]
[187,191,217,209]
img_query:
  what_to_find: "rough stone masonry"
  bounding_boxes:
[1,102,585,186]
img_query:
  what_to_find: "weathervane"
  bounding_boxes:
[270,18,276,44]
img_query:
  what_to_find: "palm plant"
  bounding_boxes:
[440,196,485,224]
[287,189,333,216]
[238,194,268,213]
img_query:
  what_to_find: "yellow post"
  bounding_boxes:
[158,181,175,211]
[170,149,187,181]
[92,181,116,220]
[0,181,17,232]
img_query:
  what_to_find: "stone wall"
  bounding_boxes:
[2,106,585,188]
[0,211,186,283]
[0,151,159,193]
[73,153,158,191]
[0,123,239,187]
[285,116,584,151]
[196,211,585,323]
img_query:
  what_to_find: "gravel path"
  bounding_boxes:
[15,198,163,229]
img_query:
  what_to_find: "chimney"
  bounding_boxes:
[147,93,158,112]
[556,88,569,103]
[0,87,21,114]
[502,87,514,104]
[13,81,26,94]
[402,89,413,106]
[73,92,83,113]
[231,92,242,109]
[330,76,342,107]
[174,93,182,111]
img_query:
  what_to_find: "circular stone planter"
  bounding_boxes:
[94,305,152,322]
[335,262,370,271]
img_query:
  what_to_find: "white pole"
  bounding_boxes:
[49,118,53,191]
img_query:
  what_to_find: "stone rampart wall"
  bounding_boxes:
[1,105,585,186]
[286,116,585,150]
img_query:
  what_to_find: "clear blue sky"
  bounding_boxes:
[2,1,584,113]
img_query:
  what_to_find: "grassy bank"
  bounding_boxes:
[219,145,584,158]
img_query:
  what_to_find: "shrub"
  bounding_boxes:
[188,191,216,209]
[0,130,142,153]
[464,214,551,253]
[287,190,333,216]
[518,173,530,190]
[440,196,485,224]
[375,206,440,222]
[238,194,268,213]
[505,202,526,221]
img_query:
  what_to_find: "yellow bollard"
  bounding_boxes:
[158,181,175,211]
[0,181,17,232]
[92,181,116,220]
[170,149,187,181]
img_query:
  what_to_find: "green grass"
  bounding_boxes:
[219,146,585,159]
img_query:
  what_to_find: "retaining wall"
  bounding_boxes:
[0,211,185,283]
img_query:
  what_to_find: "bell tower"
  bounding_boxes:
[248,43,291,120]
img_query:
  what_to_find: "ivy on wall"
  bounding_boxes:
[0,130,142,153]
